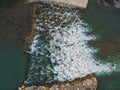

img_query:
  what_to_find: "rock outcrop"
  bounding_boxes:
[97,0,120,9]
[18,74,97,90]
[26,0,88,8]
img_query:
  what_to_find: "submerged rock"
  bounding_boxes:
[96,0,120,9]
[27,0,88,9]
[18,74,97,90]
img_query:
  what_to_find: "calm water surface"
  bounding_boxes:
[0,44,26,90]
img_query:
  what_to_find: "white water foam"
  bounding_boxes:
[28,20,115,83]
[25,8,116,84]
[47,18,116,82]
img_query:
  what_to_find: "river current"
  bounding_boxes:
[24,2,116,85]
[0,0,120,90]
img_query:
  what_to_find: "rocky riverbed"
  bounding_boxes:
[19,0,117,90]
[19,75,97,90]
[19,1,99,90]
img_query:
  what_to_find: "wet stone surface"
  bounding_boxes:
[34,2,80,31]
[24,2,82,85]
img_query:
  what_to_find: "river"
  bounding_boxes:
[0,0,120,90]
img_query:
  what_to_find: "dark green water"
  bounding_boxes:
[0,0,18,13]
[82,0,120,58]
[0,44,26,90]
[82,0,120,90]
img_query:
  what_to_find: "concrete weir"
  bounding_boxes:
[27,0,88,8]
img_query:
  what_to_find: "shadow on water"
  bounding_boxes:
[81,0,120,90]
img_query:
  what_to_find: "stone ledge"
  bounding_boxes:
[26,0,88,8]
[18,74,97,90]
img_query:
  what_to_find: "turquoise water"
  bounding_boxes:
[0,44,26,90]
